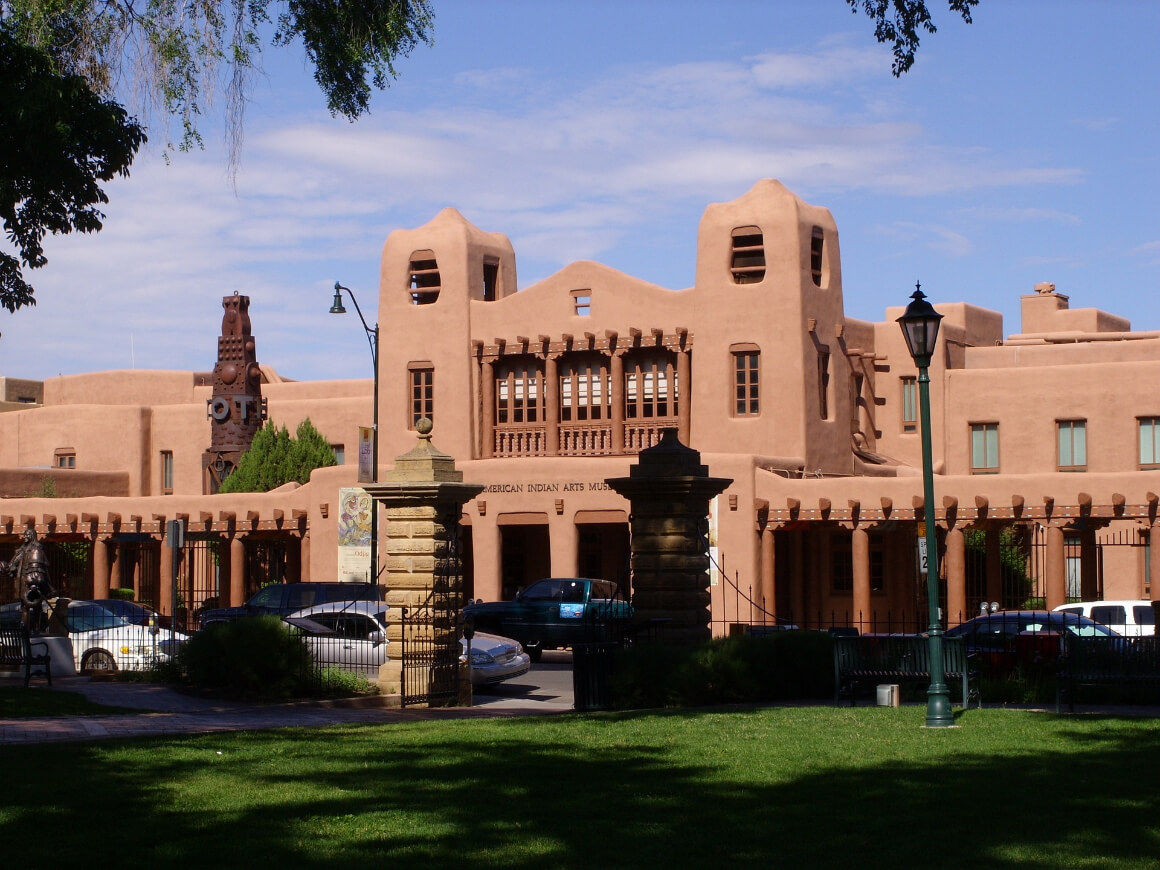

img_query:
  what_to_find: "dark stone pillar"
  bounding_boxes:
[606,429,731,644]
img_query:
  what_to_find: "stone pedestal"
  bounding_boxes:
[364,420,483,705]
[606,429,732,645]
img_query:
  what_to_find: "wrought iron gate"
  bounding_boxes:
[400,521,464,707]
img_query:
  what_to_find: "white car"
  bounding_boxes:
[1053,600,1156,637]
[65,600,188,672]
[283,601,531,686]
[1,599,186,673]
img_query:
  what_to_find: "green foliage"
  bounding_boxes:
[610,632,835,709]
[218,417,336,493]
[847,0,977,75]
[2,0,433,158]
[177,616,316,700]
[109,586,136,601]
[0,20,146,311]
[964,526,1033,608]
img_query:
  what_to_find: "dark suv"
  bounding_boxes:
[463,577,633,661]
[198,582,382,626]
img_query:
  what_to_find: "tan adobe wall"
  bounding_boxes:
[0,377,43,405]
[1019,285,1131,335]
[44,370,201,406]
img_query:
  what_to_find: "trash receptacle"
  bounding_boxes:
[572,642,617,711]
[876,683,900,707]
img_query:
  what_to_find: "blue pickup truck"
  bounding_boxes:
[463,577,633,662]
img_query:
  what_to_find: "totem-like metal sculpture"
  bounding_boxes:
[202,292,267,493]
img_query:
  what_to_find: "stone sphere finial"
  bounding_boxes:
[416,417,433,438]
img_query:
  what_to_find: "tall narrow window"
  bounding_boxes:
[409,363,434,427]
[731,346,760,416]
[1140,417,1160,469]
[408,250,440,304]
[970,423,999,473]
[1057,420,1087,471]
[496,360,543,424]
[482,258,499,301]
[817,349,831,420]
[161,450,174,494]
[901,377,917,433]
[810,226,824,286]
[560,356,611,421]
[730,226,765,284]
[331,444,345,465]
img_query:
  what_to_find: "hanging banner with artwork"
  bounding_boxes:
[708,495,720,587]
[337,487,372,582]
[357,427,374,484]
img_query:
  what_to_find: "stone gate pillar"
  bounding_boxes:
[606,429,732,645]
[365,420,483,704]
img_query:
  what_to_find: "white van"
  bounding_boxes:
[1053,601,1156,637]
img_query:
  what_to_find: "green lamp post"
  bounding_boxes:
[331,281,380,583]
[897,282,954,728]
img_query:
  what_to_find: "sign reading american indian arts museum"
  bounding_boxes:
[483,480,614,493]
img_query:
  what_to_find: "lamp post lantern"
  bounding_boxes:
[897,282,954,728]
[331,281,380,583]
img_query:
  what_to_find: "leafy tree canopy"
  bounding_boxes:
[847,0,976,75]
[1,22,146,311]
[218,418,337,493]
[1,0,432,309]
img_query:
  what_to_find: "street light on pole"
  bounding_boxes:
[897,282,954,728]
[331,281,379,583]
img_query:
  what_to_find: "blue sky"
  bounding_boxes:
[2,0,1158,383]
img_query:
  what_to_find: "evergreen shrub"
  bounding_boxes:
[178,616,316,700]
[610,631,835,709]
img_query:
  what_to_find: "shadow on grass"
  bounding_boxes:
[2,707,1158,869]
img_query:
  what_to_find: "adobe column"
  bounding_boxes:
[1045,523,1067,610]
[606,429,731,645]
[944,526,967,626]
[365,420,483,705]
[852,526,870,633]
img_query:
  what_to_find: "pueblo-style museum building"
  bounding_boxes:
[2,179,1159,632]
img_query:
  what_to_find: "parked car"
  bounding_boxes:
[462,577,633,662]
[283,601,531,687]
[1053,600,1156,637]
[199,581,382,625]
[1,599,188,673]
[91,598,163,627]
[944,610,1122,675]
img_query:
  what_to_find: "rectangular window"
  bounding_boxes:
[409,364,434,428]
[54,448,76,469]
[331,444,345,465]
[732,349,759,416]
[1057,420,1087,471]
[1140,417,1160,469]
[482,258,499,301]
[817,350,830,420]
[810,226,824,286]
[730,226,765,284]
[571,289,591,316]
[560,357,611,421]
[970,423,999,473]
[496,361,542,424]
[625,355,677,419]
[161,450,174,494]
[901,377,917,433]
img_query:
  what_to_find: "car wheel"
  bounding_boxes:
[82,649,118,674]
[524,642,543,663]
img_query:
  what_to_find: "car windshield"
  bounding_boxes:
[67,604,133,633]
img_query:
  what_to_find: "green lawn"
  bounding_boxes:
[3,706,1158,868]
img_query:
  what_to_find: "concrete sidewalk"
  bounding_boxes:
[1,676,573,745]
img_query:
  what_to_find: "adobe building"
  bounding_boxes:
[2,179,1158,633]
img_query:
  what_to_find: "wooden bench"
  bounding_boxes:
[834,635,979,708]
[1056,635,1160,712]
[0,622,53,688]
